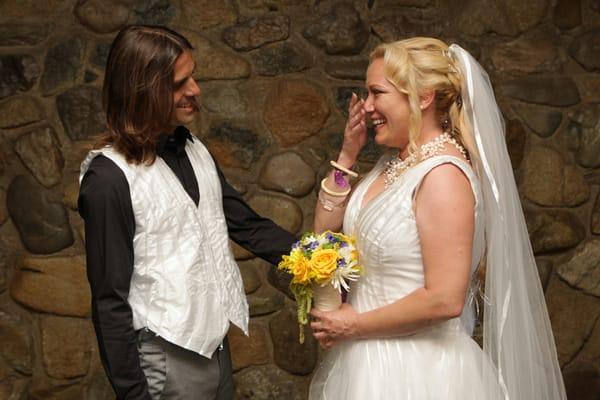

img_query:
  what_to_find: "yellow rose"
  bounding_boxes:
[310,249,338,282]
[291,256,311,284]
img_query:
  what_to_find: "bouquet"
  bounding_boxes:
[277,230,362,343]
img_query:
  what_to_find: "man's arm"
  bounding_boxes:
[78,156,151,400]
[215,164,297,265]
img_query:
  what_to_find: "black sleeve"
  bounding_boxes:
[78,155,152,400]
[215,163,297,265]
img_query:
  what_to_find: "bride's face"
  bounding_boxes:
[364,58,411,149]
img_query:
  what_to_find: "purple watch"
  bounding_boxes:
[334,169,349,188]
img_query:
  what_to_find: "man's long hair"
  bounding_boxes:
[98,25,193,164]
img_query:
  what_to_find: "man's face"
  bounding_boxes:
[170,50,200,127]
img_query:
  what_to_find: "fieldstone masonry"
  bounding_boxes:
[0,0,598,399]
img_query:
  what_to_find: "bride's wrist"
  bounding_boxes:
[336,152,357,170]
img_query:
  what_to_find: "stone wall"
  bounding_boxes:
[0,0,598,399]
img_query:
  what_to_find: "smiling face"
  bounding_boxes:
[170,50,201,127]
[364,57,412,149]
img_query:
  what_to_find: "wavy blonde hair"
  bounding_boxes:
[369,37,477,161]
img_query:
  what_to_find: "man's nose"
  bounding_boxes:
[187,78,201,97]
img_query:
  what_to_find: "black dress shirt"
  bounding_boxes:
[78,127,296,400]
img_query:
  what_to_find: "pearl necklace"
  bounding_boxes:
[383,132,467,188]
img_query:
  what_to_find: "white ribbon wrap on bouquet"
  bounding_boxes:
[313,283,342,311]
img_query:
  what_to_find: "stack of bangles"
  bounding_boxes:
[318,161,359,211]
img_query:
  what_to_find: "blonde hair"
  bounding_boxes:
[369,37,477,161]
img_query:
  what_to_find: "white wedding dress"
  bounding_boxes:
[309,154,506,400]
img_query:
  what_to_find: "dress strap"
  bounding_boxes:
[407,155,480,207]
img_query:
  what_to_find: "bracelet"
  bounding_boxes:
[318,190,347,211]
[334,169,350,188]
[330,160,358,178]
[320,178,351,197]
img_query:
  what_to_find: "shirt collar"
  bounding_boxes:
[156,126,194,156]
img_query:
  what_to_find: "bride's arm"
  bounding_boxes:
[314,94,366,233]
[311,163,475,346]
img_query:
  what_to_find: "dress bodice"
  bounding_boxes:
[343,154,485,321]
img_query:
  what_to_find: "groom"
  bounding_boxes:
[78,25,295,400]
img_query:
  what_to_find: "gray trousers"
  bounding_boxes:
[137,329,234,400]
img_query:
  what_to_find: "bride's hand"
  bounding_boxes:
[310,303,360,349]
[338,93,367,167]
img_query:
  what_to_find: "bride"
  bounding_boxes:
[308,38,566,399]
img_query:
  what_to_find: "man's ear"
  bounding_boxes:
[419,91,435,111]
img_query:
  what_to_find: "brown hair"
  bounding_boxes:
[369,37,477,162]
[97,25,193,164]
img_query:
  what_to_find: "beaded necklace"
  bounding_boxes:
[383,132,467,188]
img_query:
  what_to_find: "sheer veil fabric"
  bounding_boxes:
[449,45,567,399]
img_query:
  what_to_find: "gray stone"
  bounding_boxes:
[0,23,48,46]
[57,85,106,141]
[28,380,84,400]
[238,259,261,294]
[457,0,547,36]
[223,14,290,51]
[269,307,317,375]
[132,0,176,25]
[325,57,368,80]
[0,187,7,226]
[91,42,111,68]
[252,43,308,76]
[74,0,129,33]
[14,126,64,188]
[248,194,303,234]
[593,193,600,235]
[204,124,268,170]
[0,311,32,375]
[569,104,600,168]
[234,364,308,400]
[7,175,73,254]
[259,152,315,197]
[500,76,580,107]
[84,70,98,83]
[569,30,600,72]
[490,35,560,74]
[557,239,600,297]
[41,315,92,379]
[574,73,600,103]
[248,288,285,317]
[513,104,562,138]
[63,179,80,211]
[521,146,589,207]
[0,97,43,129]
[180,0,236,29]
[535,258,552,291]
[553,0,581,29]
[562,361,600,400]
[0,55,39,99]
[228,323,269,371]
[525,209,585,254]
[546,276,600,365]
[200,83,247,117]
[84,362,114,400]
[372,14,442,42]
[183,30,251,80]
[41,38,84,95]
[0,376,28,400]
[264,80,329,147]
[302,3,369,55]
[505,118,526,169]
[9,256,90,317]
[231,240,254,261]
[0,245,6,293]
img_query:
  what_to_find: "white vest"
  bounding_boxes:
[80,137,249,358]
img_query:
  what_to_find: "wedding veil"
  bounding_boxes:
[449,45,567,400]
